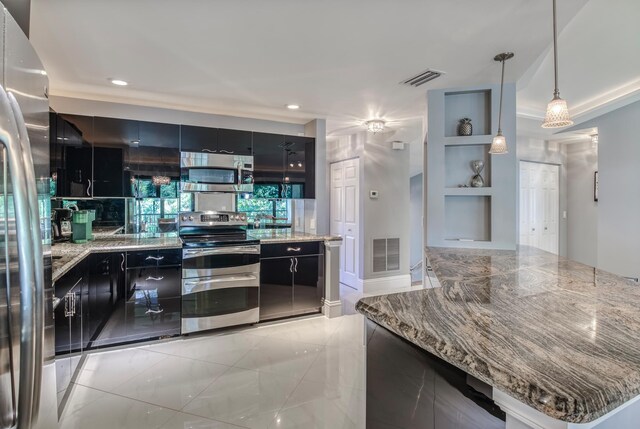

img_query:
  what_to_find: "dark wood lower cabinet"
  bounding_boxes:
[366,321,506,429]
[55,249,181,354]
[259,243,324,321]
[124,264,181,342]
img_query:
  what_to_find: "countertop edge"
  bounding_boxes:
[355,290,640,424]
[52,242,183,283]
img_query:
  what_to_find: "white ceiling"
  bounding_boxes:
[517,0,640,123]
[30,0,587,138]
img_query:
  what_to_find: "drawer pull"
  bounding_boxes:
[287,247,301,252]
[145,256,165,261]
[146,276,164,281]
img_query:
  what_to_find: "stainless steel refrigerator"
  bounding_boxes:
[0,4,58,429]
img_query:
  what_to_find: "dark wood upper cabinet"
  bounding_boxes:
[52,114,93,198]
[180,125,218,153]
[253,132,285,186]
[180,126,252,156]
[252,132,315,199]
[218,128,252,155]
[92,116,137,198]
[283,135,315,199]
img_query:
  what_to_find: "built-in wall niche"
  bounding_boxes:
[444,90,492,137]
[444,144,491,188]
[444,196,491,242]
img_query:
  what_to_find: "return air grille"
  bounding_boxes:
[373,238,400,272]
[401,69,444,87]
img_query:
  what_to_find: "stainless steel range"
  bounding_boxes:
[179,211,260,333]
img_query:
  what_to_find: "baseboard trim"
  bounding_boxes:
[362,274,412,293]
[323,299,343,318]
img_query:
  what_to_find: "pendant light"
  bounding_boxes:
[542,0,573,128]
[489,52,514,155]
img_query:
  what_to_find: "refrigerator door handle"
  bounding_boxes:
[5,89,45,428]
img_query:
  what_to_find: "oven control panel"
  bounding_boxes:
[179,211,247,227]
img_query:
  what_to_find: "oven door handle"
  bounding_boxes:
[182,274,258,294]
[183,246,260,258]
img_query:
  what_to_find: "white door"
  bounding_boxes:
[330,159,360,289]
[519,161,559,254]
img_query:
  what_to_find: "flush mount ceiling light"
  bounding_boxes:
[542,0,573,128]
[286,104,300,110]
[110,79,128,86]
[365,120,385,133]
[489,52,514,155]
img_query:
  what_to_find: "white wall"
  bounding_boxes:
[327,131,411,285]
[362,132,411,281]
[516,137,568,257]
[565,141,598,267]
[410,173,423,267]
[569,101,640,280]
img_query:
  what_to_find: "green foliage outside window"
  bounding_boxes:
[131,179,192,232]
[236,184,288,223]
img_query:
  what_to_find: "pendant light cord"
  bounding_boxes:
[552,0,559,97]
[498,58,505,133]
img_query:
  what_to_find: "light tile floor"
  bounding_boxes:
[60,314,367,429]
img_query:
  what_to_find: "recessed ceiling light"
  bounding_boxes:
[110,79,128,86]
[286,104,300,110]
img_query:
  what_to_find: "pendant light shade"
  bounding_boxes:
[490,131,508,155]
[541,0,573,128]
[489,52,514,155]
[542,95,573,128]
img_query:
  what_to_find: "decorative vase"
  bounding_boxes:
[470,160,485,187]
[458,118,473,136]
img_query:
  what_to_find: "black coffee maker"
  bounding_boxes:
[52,208,72,242]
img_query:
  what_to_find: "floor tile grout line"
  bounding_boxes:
[78,347,172,394]
[178,362,237,411]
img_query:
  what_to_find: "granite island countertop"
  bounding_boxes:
[248,228,342,244]
[51,234,182,282]
[356,245,640,424]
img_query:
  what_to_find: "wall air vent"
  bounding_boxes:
[401,69,444,87]
[373,238,400,272]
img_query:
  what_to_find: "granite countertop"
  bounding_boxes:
[356,245,640,424]
[51,234,182,282]
[248,228,342,244]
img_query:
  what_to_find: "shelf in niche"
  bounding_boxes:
[444,89,492,137]
[445,144,491,188]
[444,135,493,146]
[444,188,492,196]
[444,195,491,242]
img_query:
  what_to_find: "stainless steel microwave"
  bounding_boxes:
[180,152,254,193]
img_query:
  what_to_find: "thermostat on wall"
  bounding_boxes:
[369,190,379,199]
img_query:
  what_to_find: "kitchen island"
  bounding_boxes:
[356,246,640,429]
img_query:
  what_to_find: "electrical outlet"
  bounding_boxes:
[370,190,379,199]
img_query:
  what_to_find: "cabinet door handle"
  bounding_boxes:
[202,149,217,153]
[294,257,298,273]
[287,247,301,252]
[145,255,164,261]
[220,149,234,154]
[146,276,164,281]
[121,253,125,272]
[289,258,294,273]
[64,292,73,318]
[87,179,91,196]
